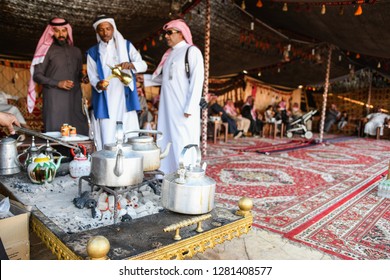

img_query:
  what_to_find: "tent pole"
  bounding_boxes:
[201,0,211,157]
[319,45,333,143]
[366,69,372,115]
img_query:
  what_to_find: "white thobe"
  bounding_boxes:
[144,41,204,174]
[364,112,390,136]
[87,39,147,150]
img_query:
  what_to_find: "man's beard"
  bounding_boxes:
[53,36,68,46]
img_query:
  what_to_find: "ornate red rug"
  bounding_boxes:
[205,137,390,259]
[286,178,390,259]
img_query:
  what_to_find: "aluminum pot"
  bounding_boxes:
[161,144,216,215]
[0,135,23,175]
[126,130,171,172]
[90,122,144,187]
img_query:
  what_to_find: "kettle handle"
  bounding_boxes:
[124,129,162,136]
[178,144,201,169]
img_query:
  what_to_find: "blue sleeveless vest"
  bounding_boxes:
[87,40,140,119]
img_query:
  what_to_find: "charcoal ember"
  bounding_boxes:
[121,214,132,223]
[73,191,91,209]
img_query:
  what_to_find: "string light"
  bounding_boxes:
[258,71,262,76]
[377,62,381,68]
[338,55,342,61]
[321,4,326,15]
[256,0,263,8]
[241,0,246,10]
[339,6,344,15]
[282,3,288,12]
[354,4,363,16]
[250,21,254,30]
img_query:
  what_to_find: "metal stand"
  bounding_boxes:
[78,170,164,223]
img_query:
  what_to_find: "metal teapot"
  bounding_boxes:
[106,64,133,86]
[161,144,216,215]
[69,152,91,178]
[0,135,24,175]
[90,122,143,187]
[27,153,64,184]
[126,130,171,172]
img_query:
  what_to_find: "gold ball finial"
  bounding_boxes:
[236,197,253,217]
[238,197,253,211]
[86,235,110,260]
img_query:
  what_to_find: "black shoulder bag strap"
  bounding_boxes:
[185,46,208,109]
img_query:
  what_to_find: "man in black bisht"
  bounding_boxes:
[29,18,88,135]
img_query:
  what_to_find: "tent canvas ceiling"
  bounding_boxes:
[1,0,390,89]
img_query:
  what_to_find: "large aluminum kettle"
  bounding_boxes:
[90,122,143,187]
[161,144,216,215]
[0,135,23,175]
[126,130,171,172]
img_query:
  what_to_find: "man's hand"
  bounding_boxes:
[117,62,134,70]
[97,80,109,91]
[58,80,74,90]
[184,113,191,118]
[0,112,20,134]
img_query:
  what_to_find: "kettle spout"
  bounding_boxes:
[160,142,171,160]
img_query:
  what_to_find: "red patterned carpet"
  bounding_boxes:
[204,136,390,259]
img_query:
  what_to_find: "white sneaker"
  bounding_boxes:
[234,131,243,139]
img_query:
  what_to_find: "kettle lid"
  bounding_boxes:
[103,142,133,151]
[128,135,153,144]
[0,136,16,144]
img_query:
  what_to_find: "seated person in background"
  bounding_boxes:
[324,103,340,133]
[274,105,286,133]
[363,107,390,137]
[224,99,250,137]
[241,96,261,137]
[337,110,348,131]
[137,84,148,129]
[208,95,242,139]
[143,100,158,130]
[264,105,275,122]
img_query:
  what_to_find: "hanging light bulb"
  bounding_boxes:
[354,4,363,16]
[241,0,246,10]
[277,67,281,73]
[339,6,344,16]
[258,71,262,77]
[282,3,288,12]
[143,44,147,51]
[256,0,263,8]
[311,48,315,56]
[338,55,342,61]
[356,53,360,59]
[349,64,352,70]
[151,38,156,46]
[321,4,326,15]
[250,21,254,30]
[377,62,381,68]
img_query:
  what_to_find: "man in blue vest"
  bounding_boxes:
[87,15,147,150]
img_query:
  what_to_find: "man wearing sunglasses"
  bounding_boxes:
[144,19,204,175]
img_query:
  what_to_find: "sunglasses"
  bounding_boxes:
[164,30,180,36]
